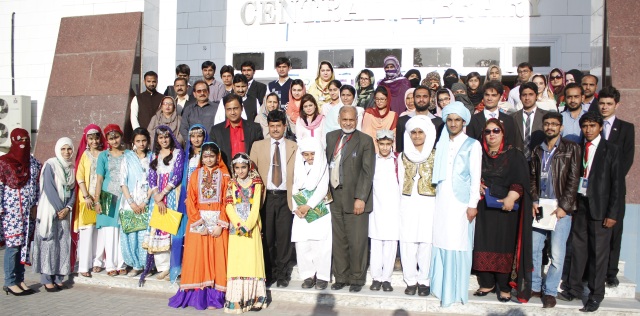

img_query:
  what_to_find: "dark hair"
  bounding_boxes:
[275,57,291,68]
[174,77,188,86]
[175,64,190,76]
[519,82,539,95]
[223,93,243,108]
[328,79,342,90]
[436,88,450,98]
[444,68,459,79]
[466,72,482,85]
[582,74,599,85]
[300,94,319,124]
[220,65,234,76]
[188,126,205,159]
[231,152,251,169]
[483,80,504,96]
[193,79,209,92]
[291,79,305,90]
[240,61,256,71]
[150,127,176,171]
[201,61,216,71]
[232,74,248,85]
[144,71,158,80]
[579,111,604,127]
[517,62,533,71]
[340,84,356,96]
[564,82,584,96]
[131,127,151,154]
[598,86,620,103]
[265,92,280,104]
[267,109,287,124]
[317,61,334,79]
[414,85,430,98]
[543,111,563,125]
[199,142,220,166]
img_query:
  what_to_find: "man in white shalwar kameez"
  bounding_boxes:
[368,130,400,292]
[430,101,482,307]
[398,116,436,296]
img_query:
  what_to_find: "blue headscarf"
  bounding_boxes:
[432,101,471,184]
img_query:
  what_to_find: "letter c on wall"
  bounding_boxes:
[241,1,257,25]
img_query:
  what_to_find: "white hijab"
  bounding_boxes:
[403,116,436,163]
[293,137,327,191]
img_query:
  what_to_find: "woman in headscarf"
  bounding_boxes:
[356,69,376,108]
[564,69,583,85]
[285,79,306,134]
[472,118,532,303]
[32,137,76,292]
[296,94,325,144]
[400,88,416,117]
[378,55,411,114]
[290,137,331,291]
[430,102,482,307]
[404,69,421,89]
[465,72,484,106]
[362,86,398,153]
[74,124,107,278]
[0,129,40,296]
[256,93,281,138]
[148,96,184,147]
[422,71,441,113]
[484,65,511,103]
[443,68,461,90]
[307,61,335,107]
[549,68,566,106]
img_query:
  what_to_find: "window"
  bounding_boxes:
[232,53,264,70]
[275,51,308,69]
[463,48,500,67]
[319,49,354,68]
[365,49,402,68]
[512,46,551,67]
[413,48,451,67]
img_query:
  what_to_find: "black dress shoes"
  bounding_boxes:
[3,286,31,296]
[417,284,430,296]
[315,279,328,290]
[331,282,347,290]
[473,287,496,296]
[369,280,381,291]
[606,276,620,288]
[557,291,576,302]
[301,277,316,289]
[349,285,362,292]
[580,299,601,312]
[276,279,289,288]
[542,295,557,308]
[382,281,393,292]
[404,284,417,295]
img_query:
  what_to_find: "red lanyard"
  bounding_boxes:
[333,133,353,160]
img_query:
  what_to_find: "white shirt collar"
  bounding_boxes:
[587,135,601,147]
[271,137,285,145]
[605,115,616,125]
[483,108,499,119]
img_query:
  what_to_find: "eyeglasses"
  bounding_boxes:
[195,89,207,94]
[484,128,502,135]
[375,98,387,102]
[543,122,561,127]
[550,75,563,80]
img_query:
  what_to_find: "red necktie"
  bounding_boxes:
[583,141,592,177]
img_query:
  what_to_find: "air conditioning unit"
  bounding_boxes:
[0,96,31,148]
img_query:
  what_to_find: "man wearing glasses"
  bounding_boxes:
[508,62,534,106]
[179,80,222,142]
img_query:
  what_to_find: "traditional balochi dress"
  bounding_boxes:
[119,151,150,271]
[74,150,100,273]
[224,171,267,314]
[95,150,125,272]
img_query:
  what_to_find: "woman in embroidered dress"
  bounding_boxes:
[119,128,152,277]
[142,125,184,281]
[295,94,325,145]
[0,129,41,296]
[255,93,280,138]
[307,61,335,109]
[169,124,208,283]
[224,153,267,313]
[94,124,127,276]
[33,137,76,292]
[285,79,306,134]
[74,124,106,278]
[168,142,230,310]
[362,86,399,153]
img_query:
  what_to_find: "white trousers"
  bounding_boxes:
[400,241,432,286]
[93,227,124,272]
[295,237,332,281]
[370,239,397,282]
[77,226,98,273]
[154,252,171,272]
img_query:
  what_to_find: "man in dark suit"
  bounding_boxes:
[209,94,263,168]
[597,86,635,287]
[241,61,267,105]
[395,85,444,152]
[558,111,622,312]
[581,75,600,113]
[512,82,547,160]
[326,106,375,293]
[467,80,518,147]
[231,74,260,122]
[163,64,193,98]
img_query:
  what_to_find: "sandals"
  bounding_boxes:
[106,270,118,277]
[118,269,128,275]
[92,266,104,273]
[473,287,496,296]
[80,272,92,278]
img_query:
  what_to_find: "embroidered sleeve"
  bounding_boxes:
[148,154,158,190]
[167,149,184,188]
[509,183,524,197]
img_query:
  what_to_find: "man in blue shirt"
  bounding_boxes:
[561,83,587,143]
[268,57,293,109]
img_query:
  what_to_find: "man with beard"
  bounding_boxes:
[395,85,444,153]
[581,75,600,113]
[466,80,518,146]
[326,106,375,293]
[560,83,587,143]
[241,61,267,106]
[130,71,164,129]
[202,61,226,103]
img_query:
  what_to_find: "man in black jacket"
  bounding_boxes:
[597,86,635,287]
[558,111,622,312]
[581,75,600,113]
[395,85,443,152]
[466,80,518,147]
[241,61,267,105]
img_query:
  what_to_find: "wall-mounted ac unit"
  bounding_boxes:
[0,96,31,148]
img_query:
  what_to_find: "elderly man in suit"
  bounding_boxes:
[597,86,635,288]
[326,106,375,293]
[250,109,297,287]
[210,94,263,168]
[512,82,548,160]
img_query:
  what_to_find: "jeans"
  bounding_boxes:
[532,214,572,296]
[3,246,25,287]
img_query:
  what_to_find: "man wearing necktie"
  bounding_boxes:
[250,110,297,287]
[512,82,547,161]
[466,80,518,147]
[596,86,635,288]
[326,106,375,293]
[558,111,622,312]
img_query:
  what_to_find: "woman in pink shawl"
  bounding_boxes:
[295,94,325,146]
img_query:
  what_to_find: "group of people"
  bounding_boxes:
[0,56,634,314]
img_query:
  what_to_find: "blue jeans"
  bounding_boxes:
[532,214,572,296]
[3,246,25,287]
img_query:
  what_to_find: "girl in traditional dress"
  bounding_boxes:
[119,128,152,277]
[74,124,107,278]
[94,124,127,276]
[224,153,267,313]
[142,125,184,281]
[307,61,335,108]
[168,142,230,310]
[33,137,76,292]
[362,86,399,153]
[295,94,325,144]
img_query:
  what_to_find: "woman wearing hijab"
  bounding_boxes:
[465,72,484,106]
[148,96,184,147]
[430,102,482,307]
[307,61,335,107]
[32,137,76,292]
[472,118,532,303]
[378,55,411,114]
[404,69,422,89]
[362,86,399,153]
[0,129,41,296]
[443,68,461,90]
[527,74,557,112]
[400,88,416,117]
[564,69,583,85]
[356,69,376,108]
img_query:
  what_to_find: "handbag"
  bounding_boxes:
[293,189,329,223]
[80,203,97,226]
[99,191,119,218]
[149,205,182,235]
[119,208,149,234]
[484,187,520,211]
